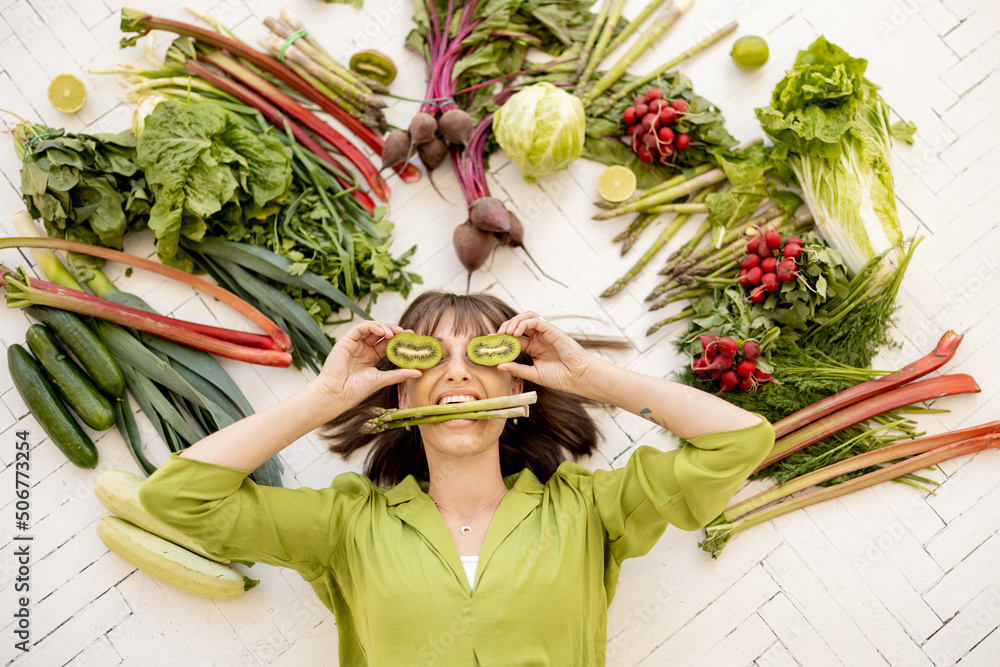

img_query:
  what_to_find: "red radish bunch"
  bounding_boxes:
[737,231,804,303]
[691,335,773,393]
[621,89,691,165]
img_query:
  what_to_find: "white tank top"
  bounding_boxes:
[459,555,478,591]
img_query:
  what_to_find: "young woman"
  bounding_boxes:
[139,291,773,666]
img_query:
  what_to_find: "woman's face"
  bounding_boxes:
[397,309,522,461]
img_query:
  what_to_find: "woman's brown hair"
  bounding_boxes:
[322,291,599,486]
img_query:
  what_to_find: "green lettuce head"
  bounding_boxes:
[494,82,585,183]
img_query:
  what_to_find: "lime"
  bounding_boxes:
[349,50,397,86]
[598,165,637,203]
[731,36,769,70]
[47,74,87,113]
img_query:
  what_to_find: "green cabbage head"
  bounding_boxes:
[494,82,585,183]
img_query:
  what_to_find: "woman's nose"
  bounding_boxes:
[443,353,471,382]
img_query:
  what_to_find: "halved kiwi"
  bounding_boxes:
[466,334,521,366]
[386,333,443,369]
[349,49,397,86]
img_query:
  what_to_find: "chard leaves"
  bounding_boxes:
[15,124,151,261]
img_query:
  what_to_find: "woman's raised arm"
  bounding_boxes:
[497,313,763,441]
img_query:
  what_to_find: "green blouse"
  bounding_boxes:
[139,418,774,666]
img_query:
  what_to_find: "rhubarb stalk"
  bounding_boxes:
[702,432,1000,558]
[772,331,964,439]
[1,268,292,367]
[0,236,292,352]
[755,373,982,474]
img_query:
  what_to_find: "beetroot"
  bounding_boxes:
[453,221,495,273]
[470,197,510,234]
[380,129,412,171]
[438,108,473,146]
[417,137,449,170]
[408,111,439,147]
[496,210,524,247]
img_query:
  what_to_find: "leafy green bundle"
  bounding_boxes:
[16,125,151,250]
[135,100,292,271]
[754,36,915,275]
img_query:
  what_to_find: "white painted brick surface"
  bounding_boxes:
[1,0,1000,665]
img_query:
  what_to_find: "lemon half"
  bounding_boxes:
[47,74,87,113]
[598,165,637,203]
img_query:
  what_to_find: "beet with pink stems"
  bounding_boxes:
[470,197,510,234]
[453,220,495,274]
[381,129,413,171]
[408,112,439,147]
[417,137,449,170]
[438,107,474,146]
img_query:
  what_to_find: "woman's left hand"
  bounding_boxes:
[495,312,593,394]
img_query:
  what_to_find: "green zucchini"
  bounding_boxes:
[8,344,99,468]
[25,324,116,431]
[25,306,126,399]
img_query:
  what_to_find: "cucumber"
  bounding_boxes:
[96,516,257,600]
[93,469,253,566]
[8,344,99,469]
[25,324,116,431]
[26,306,126,399]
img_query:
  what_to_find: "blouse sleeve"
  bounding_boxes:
[138,453,372,568]
[590,417,774,564]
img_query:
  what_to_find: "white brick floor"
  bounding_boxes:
[1,0,999,665]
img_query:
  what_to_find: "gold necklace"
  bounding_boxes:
[432,487,507,535]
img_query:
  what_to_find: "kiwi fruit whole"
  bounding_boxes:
[386,333,443,369]
[466,334,521,366]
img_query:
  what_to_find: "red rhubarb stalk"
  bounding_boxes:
[731,420,1000,522]
[119,10,420,183]
[1,268,292,367]
[0,237,291,351]
[773,331,964,438]
[703,433,1000,558]
[755,373,982,474]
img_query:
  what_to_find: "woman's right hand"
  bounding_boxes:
[315,321,422,410]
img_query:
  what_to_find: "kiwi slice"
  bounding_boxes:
[466,334,521,366]
[386,333,443,369]
[349,50,397,85]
